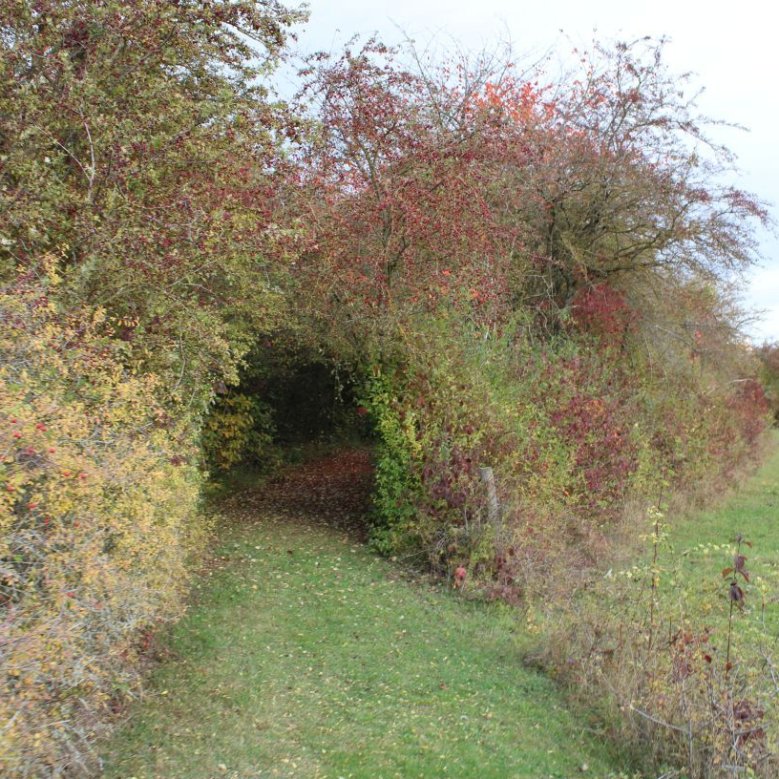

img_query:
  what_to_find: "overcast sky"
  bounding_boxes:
[287,0,778,342]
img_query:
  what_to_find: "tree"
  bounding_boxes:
[0,0,306,403]
[291,37,769,351]
[0,3,307,773]
[287,36,770,567]
[288,41,533,365]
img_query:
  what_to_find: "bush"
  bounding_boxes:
[360,325,510,566]
[0,267,206,776]
[360,317,770,599]
[539,513,779,777]
[201,392,278,473]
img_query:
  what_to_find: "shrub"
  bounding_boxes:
[359,315,770,606]
[539,514,779,777]
[361,367,426,558]
[201,392,278,473]
[0,267,206,776]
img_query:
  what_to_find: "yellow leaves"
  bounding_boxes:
[39,252,63,287]
[0,274,206,774]
[202,392,268,471]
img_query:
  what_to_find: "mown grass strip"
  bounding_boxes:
[102,501,625,778]
[663,433,779,648]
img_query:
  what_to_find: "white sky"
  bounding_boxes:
[288,0,778,342]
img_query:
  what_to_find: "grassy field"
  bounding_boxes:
[101,439,779,778]
[101,454,625,779]
[660,434,779,656]
[671,436,779,581]
[581,434,779,647]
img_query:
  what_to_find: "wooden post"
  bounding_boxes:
[479,466,501,531]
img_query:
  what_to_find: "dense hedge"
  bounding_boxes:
[362,318,770,583]
[0,268,205,775]
[0,4,774,775]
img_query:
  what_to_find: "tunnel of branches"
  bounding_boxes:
[201,338,373,482]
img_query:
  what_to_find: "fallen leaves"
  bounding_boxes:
[101,448,617,778]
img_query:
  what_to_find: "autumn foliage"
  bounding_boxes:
[0,4,774,776]
[283,40,774,776]
[290,38,771,573]
[0,1,303,774]
[0,266,205,775]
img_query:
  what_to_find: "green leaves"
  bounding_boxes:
[1,0,305,400]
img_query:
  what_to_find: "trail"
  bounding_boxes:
[102,450,622,779]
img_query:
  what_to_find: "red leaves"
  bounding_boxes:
[670,628,712,682]
[570,284,635,343]
[732,699,766,748]
[545,354,638,513]
[729,581,745,608]
[292,41,527,331]
[722,548,751,586]
[253,450,374,537]
[728,379,771,446]
[475,78,551,125]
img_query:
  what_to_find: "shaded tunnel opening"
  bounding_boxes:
[202,343,376,534]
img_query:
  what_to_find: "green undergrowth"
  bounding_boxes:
[101,490,628,778]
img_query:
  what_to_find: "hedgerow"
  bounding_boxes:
[0,267,206,776]
[0,3,774,775]
[0,0,308,771]
[293,36,772,590]
[361,314,769,585]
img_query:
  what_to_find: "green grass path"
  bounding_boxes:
[666,433,779,638]
[102,452,622,779]
[671,435,779,569]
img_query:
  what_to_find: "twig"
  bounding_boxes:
[628,704,690,735]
